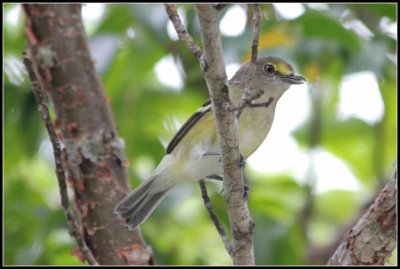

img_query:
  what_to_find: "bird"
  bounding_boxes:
[114,56,306,230]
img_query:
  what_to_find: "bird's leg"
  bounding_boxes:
[239,154,246,169]
[239,154,250,200]
[243,184,250,201]
[206,175,224,182]
[205,175,226,196]
[206,174,250,200]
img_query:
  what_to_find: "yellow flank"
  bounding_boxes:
[238,105,271,158]
[175,104,271,160]
[175,111,218,158]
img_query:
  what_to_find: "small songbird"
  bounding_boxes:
[114,56,306,230]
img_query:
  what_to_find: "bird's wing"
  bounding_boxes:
[166,99,212,154]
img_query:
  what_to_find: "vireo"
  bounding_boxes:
[115,56,306,230]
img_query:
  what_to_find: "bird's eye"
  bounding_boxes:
[264,64,275,75]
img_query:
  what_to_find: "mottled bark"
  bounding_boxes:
[23,4,152,265]
[328,168,397,265]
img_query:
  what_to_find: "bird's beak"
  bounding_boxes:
[281,74,306,85]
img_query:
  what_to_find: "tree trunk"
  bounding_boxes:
[23,4,152,265]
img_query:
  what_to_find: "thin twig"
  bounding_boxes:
[229,94,274,118]
[22,52,98,265]
[230,4,263,119]
[251,4,261,64]
[199,180,233,257]
[164,3,207,70]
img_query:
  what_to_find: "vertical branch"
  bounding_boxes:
[164,3,233,259]
[165,3,259,265]
[251,4,261,64]
[195,4,255,265]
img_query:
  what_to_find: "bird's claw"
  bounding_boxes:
[239,154,246,169]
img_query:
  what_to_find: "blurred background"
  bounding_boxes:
[3,3,397,265]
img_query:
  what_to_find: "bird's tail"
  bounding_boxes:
[114,174,173,230]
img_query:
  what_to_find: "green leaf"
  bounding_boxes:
[96,4,137,34]
[253,216,305,265]
[250,175,304,222]
[349,3,397,21]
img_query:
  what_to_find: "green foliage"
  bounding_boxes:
[296,117,377,183]
[4,3,397,265]
[298,10,361,52]
[316,190,361,223]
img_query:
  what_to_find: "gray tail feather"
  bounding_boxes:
[114,175,172,230]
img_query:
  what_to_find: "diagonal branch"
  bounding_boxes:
[199,180,233,257]
[164,4,206,70]
[23,52,98,265]
[328,166,397,265]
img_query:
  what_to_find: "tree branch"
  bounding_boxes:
[199,180,233,257]
[307,197,371,264]
[164,3,231,256]
[164,4,206,69]
[23,52,99,265]
[328,167,397,265]
[250,4,261,64]
[195,4,255,265]
[228,4,263,119]
[165,3,256,264]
